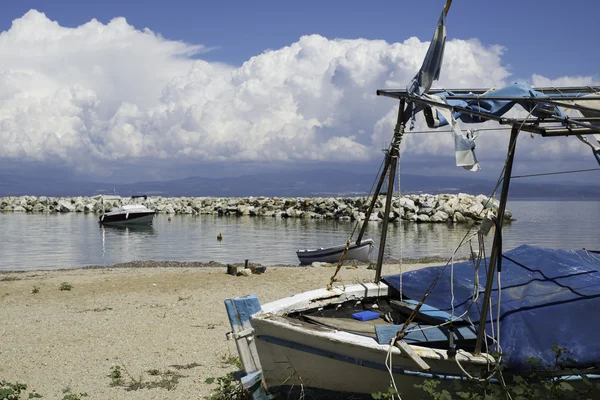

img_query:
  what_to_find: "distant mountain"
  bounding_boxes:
[0,169,598,199]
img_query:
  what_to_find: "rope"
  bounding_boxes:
[511,167,600,179]
[327,237,353,290]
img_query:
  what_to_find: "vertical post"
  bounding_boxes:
[474,126,520,355]
[375,99,406,283]
[356,155,391,245]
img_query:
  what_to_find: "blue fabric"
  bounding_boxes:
[383,245,600,371]
[406,9,447,96]
[225,295,262,329]
[433,83,567,126]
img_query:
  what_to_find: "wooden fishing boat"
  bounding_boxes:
[225,1,600,398]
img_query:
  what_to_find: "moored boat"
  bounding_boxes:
[98,195,156,225]
[296,239,374,264]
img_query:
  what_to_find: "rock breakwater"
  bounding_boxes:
[0,194,509,223]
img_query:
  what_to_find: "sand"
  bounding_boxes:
[0,261,431,399]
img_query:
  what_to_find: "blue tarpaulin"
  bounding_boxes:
[433,83,566,125]
[383,245,600,371]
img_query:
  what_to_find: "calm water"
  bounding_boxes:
[0,200,598,271]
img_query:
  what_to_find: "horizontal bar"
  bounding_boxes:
[429,95,600,102]
[377,86,600,96]
[511,117,600,123]
[540,128,600,137]
[379,92,600,136]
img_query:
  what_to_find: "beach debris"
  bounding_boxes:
[346,265,358,270]
[217,233,222,241]
[227,260,266,276]
[226,264,239,275]
[238,268,252,277]
[248,266,267,274]
[311,262,333,268]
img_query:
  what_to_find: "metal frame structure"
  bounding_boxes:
[363,85,600,354]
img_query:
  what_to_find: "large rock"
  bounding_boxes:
[453,212,467,223]
[430,211,449,222]
[416,214,431,223]
[57,201,74,212]
[13,205,26,212]
[464,202,484,219]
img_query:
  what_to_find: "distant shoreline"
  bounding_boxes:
[0,255,456,274]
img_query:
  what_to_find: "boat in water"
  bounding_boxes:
[98,195,156,225]
[225,1,600,398]
[296,239,374,264]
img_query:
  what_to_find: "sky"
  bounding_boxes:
[0,0,599,184]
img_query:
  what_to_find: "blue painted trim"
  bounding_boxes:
[225,295,262,329]
[258,335,600,384]
[257,335,495,382]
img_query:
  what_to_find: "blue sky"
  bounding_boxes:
[2,0,598,80]
[0,0,598,185]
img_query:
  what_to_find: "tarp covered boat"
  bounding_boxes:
[384,245,600,371]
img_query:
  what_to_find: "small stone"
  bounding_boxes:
[311,262,333,268]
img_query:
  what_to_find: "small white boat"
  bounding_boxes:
[296,239,374,264]
[98,195,156,225]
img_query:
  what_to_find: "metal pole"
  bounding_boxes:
[474,126,520,355]
[374,153,397,283]
[377,86,600,96]
[374,99,406,282]
[356,155,391,246]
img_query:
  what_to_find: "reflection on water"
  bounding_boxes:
[0,200,598,271]
[100,224,157,263]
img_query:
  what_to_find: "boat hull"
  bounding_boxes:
[249,283,493,398]
[296,239,374,264]
[99,211,155,225]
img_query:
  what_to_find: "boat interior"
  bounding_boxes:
[288,288,479,352]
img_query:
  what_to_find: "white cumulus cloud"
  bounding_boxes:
[0,10,597,179]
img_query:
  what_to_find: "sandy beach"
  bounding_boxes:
[0,261,433,399]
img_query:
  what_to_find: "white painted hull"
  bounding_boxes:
[99,213,155,225]
[250,283,493,397]
[296,239,374,264]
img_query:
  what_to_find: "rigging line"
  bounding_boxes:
[327,150,388,290]
[396,106,536,339]
[511,167,600,179]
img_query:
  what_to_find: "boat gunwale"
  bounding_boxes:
[296,238,374,255]
[252,282,495,366]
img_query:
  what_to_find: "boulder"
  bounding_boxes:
[13,205,26,212]
[418,207,433,216]
[430,211,449,222]
[453,212,467,223]
[57,201,74,212]
[416,214,430,222]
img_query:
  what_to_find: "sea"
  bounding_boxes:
[0,200,598,271]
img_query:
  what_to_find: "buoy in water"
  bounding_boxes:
[168,216,172,222]
[217,233,222,241]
